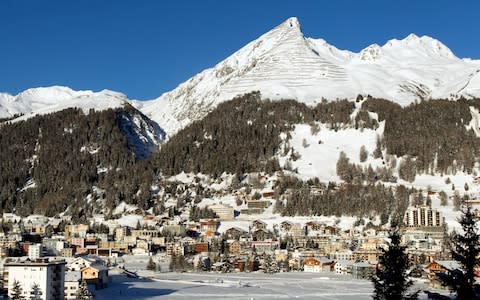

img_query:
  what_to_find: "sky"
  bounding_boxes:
[0,0,479,100]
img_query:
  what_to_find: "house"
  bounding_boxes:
[224,227,248,240]
[334,260,354,275]
[5,258,66,300]
[252,220,268,231]
[280,221,303,237]
[252,228,273,241]
[64,271,81,300]
[425,260,461,289]
[303,257,333,272]
[81,263,108,289]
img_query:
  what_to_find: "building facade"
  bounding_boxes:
[5,258,66,300]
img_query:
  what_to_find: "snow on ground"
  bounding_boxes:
[95,270,442,300]
[117,214,143,228]
[96,270,374,300]
[7,87,128,123]
[113,202,140,215]
[281,122,384,182]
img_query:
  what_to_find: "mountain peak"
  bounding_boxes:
[279,17,301,30]
[359,44,383,61]
[405,33,420,42]
[383,34,456,59]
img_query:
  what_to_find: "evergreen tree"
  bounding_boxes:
[10,279,25,300]
[29,283,42,300]
[75,280,92,300]
[261,254,279,274]
[371,229,418,300]
[438,205,480,300]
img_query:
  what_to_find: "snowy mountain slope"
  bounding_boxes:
[0,86,166,158]
[140,17,480,135]
[0,86,130,120]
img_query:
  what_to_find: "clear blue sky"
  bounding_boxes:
[1,0,478,100]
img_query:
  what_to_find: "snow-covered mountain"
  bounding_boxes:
[0,86,166,158]
[139,17,480,135]
[0,86,129,120]
[2,17,480,137]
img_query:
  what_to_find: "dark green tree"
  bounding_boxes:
[371,229,418,300]
[75,280,92,300]
[29,283,42,300]
[10,279,25,300]
[438,205,480,300]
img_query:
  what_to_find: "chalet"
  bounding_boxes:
[303,257,333,272]
[252,228,272,241]
[279,221,303,237]
[224,227,248,239]
[81,263,108,289]
[252,220,268,231]
[280,221,294,232]
[303,257,321,273]
[425,260,461,289]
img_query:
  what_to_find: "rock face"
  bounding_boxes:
[139,17,480,136]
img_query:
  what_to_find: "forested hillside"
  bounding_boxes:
[0,107,156,219]
[1,93,480,220]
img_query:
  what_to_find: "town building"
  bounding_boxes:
[404,206,444,227]
[5,258,66,300]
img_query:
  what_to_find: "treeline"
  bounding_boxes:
[153,92,355,176]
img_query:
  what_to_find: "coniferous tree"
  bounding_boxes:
[438,205,480,299]
[371,229,418,300]
[75,280,92,300]
[29,283,42,300]
[10,279,25,300]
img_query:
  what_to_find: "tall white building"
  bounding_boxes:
[404,206,444,227]
[28,243,43,260]
[5,258,66,300]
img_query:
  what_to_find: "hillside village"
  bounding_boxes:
[0,170,477,299]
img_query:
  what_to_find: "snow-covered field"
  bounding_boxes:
[95,270,443,300]
[96,270,374,300]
